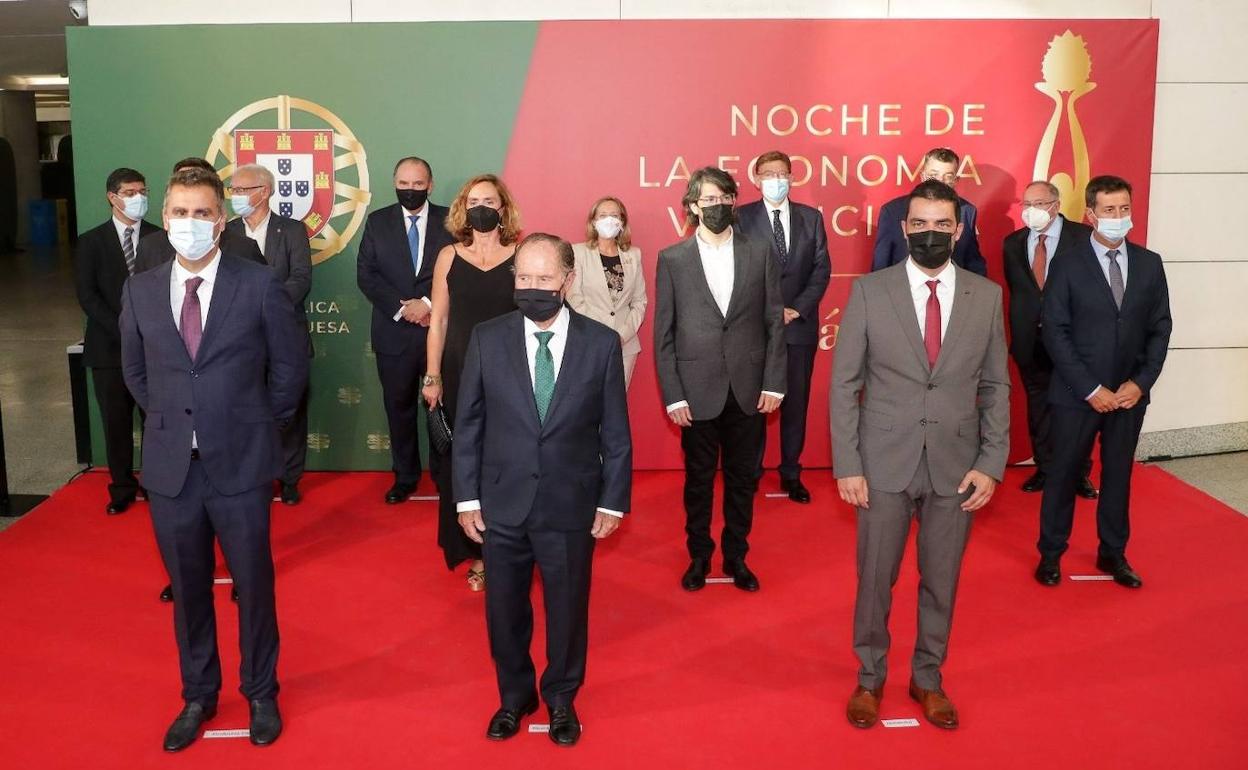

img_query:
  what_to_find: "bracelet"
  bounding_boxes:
[422,374,442,386]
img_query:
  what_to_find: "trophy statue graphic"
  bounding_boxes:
[1033,31,1095,221]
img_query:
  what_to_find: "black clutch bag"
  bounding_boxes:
[427,403,452,455]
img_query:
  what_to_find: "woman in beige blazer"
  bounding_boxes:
[568,196,648,386]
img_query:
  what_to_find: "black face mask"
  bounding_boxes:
[395,188,427,211]
[514,288,563,323]
[467,205,501,233]
[699,204,734,235]
[907,230,954,270]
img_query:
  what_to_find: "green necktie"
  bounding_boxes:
[534,330,555,423]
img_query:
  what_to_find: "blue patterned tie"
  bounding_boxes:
[534,331,555,423]
[407,214,421,274]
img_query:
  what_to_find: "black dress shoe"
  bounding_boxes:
[384,482,415,504]
[280,483,301,505]
[162,701,216,752]
[159,584,174,603]
[106,497,134,515]
[486,698,538,740]
[1034,557,1061,586]
[681,558,710,592]
[248,698,282,746]
[231,585,239,603]
[723,558,760,592]
[136,486,147,501]
[1076,477,1099,499]
[548,704,581,747]
[1096,556,1142,588]
[781,478,812,504]
[1020,470,1046,493]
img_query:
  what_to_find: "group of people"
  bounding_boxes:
[71,143,1170,751]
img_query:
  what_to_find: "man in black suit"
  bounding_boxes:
[226,162,313,505]
[136,157,265,273]
[1035,175,1171,589]
[737,150,831,503]
[872,148,987,275]
[120,167,307,751]
[454,233,631,747]
[357,156,455,503]
[654,167,787,593]
[1002,180,1098,498]
[74,167,160,514]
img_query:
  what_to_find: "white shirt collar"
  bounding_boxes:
[763,197,790,217]
[1028,213,1064,243]
[695,227,733,252]
[243,210,272,237]
[172,250,223,289]
[402,200,430,221]
[905,256,957,291]
[523,303,571,339]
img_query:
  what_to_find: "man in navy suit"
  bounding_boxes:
[74,167,161,514]
[120,167,307,751]
[357,156,455,503]
[225,162,313,505]
[736,151,831,503]
[872,148,986,275]
[454,233,631,748]
[1036,175,1172,589]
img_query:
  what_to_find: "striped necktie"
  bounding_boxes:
[123,226,136,275]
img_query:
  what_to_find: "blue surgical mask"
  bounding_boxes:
[168,217,219,261]
[761,177,790,203]
[1094,215,1132,242]
[119,193,148,221]
[230,193,256,218]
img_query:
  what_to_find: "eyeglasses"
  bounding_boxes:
[227,184,265,195]
[697,195,735,206]
[1022,199,1059,208]
[113,189,148,197]
[757,171,790,180]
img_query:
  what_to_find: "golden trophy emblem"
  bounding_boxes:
[1033,31,1095,221]
[204,95,371,265]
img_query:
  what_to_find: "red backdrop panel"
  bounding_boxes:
[503,19,1159,470]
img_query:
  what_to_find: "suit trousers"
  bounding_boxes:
[757,343,816,481]
[375,347,427,486]
[148,459,279,706]
[1038,404,1147,561]
[278,384,309,486]
[1016,344,1093,478]
[483,520,595,708]
[853,450,972,691]
[91,366,141,504]
[681,389,764,562]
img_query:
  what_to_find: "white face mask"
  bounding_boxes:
[1021,205,1053,233]
[230,193,256,218]
[1093,214,1132,242]
[168,217,219,261]
[760,177,790,203]
[117,193,148,221]
[594,216,623,240]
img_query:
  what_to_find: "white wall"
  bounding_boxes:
[87,0,1248,450]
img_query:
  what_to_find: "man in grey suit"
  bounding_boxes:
[831,180,1009,731]
[654,166,786,593]
[226,163,313,505]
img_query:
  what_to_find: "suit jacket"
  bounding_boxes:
[567,242,647,355]
[735,199,831,345]
[119,254,308,498]
[356,202,454,356]
[74,218,161,368]
[653,231,787,420]
[831,262,1010,496]
[872,194,987,276]
[453,309,632,531]
[224,213,312,306]
[1001,216,1092,366]
[135,227,265,273]
[1041,237,1172,409]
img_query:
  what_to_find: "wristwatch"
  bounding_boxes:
[422,374,442,387]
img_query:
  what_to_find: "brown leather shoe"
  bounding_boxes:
[846,685,883,729]
[909,680,959,729]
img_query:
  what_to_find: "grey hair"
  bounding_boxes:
[1025,180,1061,199]
[515,232,575,275]
[234,162,274,190]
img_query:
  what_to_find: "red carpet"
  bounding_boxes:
[1,467,1246,769]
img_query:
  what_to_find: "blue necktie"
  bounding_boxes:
[407,214,422,274]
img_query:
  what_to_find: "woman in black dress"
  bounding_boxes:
[423,174,521,591]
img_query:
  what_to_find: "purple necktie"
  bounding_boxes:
[181,276,204,360]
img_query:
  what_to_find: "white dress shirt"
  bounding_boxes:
[763,197,791,252]
[242,211,272,257]
[1026,212,1064,281]
[905,257,956,343]
[392,201,433,320]
[457,306,622,518]
[665,227,783,413]
[112,215,140,257]
[171,252,222,449]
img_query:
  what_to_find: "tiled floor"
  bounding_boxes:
[1,245,1244,531]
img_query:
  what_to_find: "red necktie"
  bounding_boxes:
[181,277,204,360]
[925,280,941,368]
[1033,234,1048,289]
